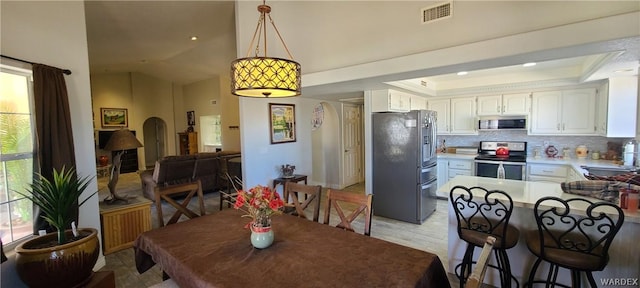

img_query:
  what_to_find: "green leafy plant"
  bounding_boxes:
[15,167,95,244]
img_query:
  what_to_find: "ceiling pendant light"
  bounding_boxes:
[231,1,301,98]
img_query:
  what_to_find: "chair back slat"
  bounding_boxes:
[323,189,373,236]
[283,182,322,222]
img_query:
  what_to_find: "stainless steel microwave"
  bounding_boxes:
[478,116,527,130]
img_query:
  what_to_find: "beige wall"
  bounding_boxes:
[183,77,220,152]
[91,72,179,169]
[220,75,241,151]
[91,72,241,161]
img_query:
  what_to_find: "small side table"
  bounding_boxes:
[273,174,308,190]
[273,174,308,201]
[99,197,152,255]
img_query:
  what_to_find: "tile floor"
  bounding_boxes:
[97,173,459,287]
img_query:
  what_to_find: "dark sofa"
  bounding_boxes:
[139,151,241,201]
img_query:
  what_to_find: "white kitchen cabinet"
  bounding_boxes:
[429,97,477,135]
[371,89,411,112]
[410,94,428,111]
[428,98,451,135]
[448,159,474,180]
[530,88,596,135]
[477,95,502,115]
[527,163,568,183]
[502,93,530,115]
[477,93,529,116]
[450,97,477,134]
[437,159,449,189]
[437,158,474,190]
[597,77,638,137]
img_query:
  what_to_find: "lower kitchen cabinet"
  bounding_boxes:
[527,163,568,183]
[437,158,474,190]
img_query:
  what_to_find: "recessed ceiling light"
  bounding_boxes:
[523,62,537,67]
[190,36,198,41]
[614,69,634,73]
[457,71,468,76]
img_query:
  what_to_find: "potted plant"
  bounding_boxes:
[13,167,99,288]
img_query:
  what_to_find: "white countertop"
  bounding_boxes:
[437,153,632,177]
[437,175,639,224]
[436,153,477,160]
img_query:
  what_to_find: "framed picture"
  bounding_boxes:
[101,108,128,128]
[269,103,296,144]
[187,110,195,126]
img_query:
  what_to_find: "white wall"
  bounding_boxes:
[1,1,104,286]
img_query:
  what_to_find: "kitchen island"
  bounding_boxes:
[439,175,639,287]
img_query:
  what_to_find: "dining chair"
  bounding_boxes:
[450,185,519,288]
[219,172,241,210]
[323,189,373,236]
[154,180,205,227]
[524,196,624,288]
[283,182,322,222]
[465,236,497,288]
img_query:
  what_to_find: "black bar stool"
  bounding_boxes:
[450,185,520,288]
[524,196,624,288]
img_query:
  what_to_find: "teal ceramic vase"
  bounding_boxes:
[250,224,274,249]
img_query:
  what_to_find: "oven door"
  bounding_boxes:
[474,160,525,180]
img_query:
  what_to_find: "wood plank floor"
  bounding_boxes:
[97,173,459,287]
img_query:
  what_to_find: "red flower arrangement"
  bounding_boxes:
[233,185,284,228]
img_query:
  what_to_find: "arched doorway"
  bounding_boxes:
[143,117,167,168]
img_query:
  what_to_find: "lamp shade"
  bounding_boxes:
[231,57,301,97]
[104,129,143,151]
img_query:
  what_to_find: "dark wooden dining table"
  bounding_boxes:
[134,209,451,287]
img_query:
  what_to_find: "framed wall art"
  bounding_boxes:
[187,110,196,126]
[101,108,128,128]
[269,103,296,144]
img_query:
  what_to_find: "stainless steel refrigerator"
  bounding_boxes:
[372,110,438,224]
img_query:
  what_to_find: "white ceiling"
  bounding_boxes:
[84,1,639,100]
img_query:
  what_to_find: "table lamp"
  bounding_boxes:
[103,128,143,204]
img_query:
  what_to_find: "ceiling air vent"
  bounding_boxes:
[422,2,452,24]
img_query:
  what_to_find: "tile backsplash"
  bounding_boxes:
[439,130,631,158]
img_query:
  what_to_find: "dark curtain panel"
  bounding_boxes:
[32,63,77,234]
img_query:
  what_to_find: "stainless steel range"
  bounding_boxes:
[475,141,527,180]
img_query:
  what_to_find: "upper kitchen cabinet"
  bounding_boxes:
[530,88,596,135]
[596,77,638,138]
[428,98,450,134]
[371,89,411,112]
[476,93,529,116]
[429,97,477,135]
[410,94,428,111]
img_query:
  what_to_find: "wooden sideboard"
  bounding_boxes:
[99,197,152,255]
[178,132,198,155]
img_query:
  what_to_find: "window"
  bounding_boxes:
[201,115,222,152]
[0,65,36,245]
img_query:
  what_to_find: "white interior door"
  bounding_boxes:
[343,104,363,187]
